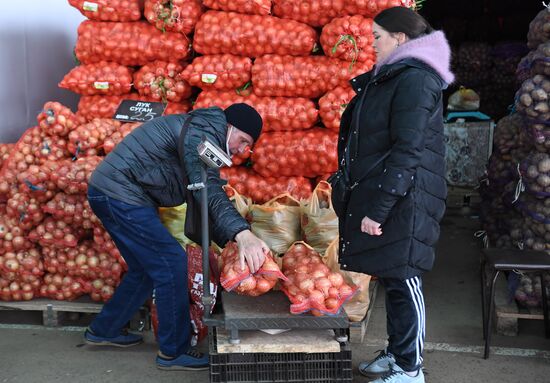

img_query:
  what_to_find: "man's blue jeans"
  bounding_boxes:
[87,186,191,357]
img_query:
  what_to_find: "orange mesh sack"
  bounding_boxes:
[320,15,375,64]
[75,21,191,66]
[319,85,356,131]
[193,11,318,57]
[324,238,371,322]
[37,102,79,137]
[219,242,287,296]
[202,0,272,15]
[251,129,338,178]
[273,0,415,27]
[68,0,143,21]
[195,89,318,131]
[280,242,357,316]
[181,55,252,91]
[220,166,312,204]
[252,55,373,98]
[59,62,133,96]
[144,0,203,35]
[134,61,192,103]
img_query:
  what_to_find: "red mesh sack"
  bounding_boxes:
[252,129,338,177]
[144,0,203,35]
[0,217,33,255]
[75,21,191,66]
[273,0,415,27]
[0,248,44,281]
[53,156,103,194]
[319,85,356,131]
[0,271,42,301]
[202,0,272,15]
[43,193,99,229]
[40,273,87,301]
[5,193,45,230]
[28,217,87,249]
[281,242,357,316]
[16,161,61,203]
[68,118,121,157]
[181,55,252,91]
[103,122,142,154]
[194,89,318,131]
[93,226,127,270]
[220,166,312,204]
[68,0,143,22]
[0,143,14,169]
[77,94,188,121]
[59,62,133,96]
[37,102,79,137]
[134,61,192,103]
[252,54,373,98]
[164,100,192,115]
[219,242,286,296]
[193,11,318,57]
[320,15,375,64]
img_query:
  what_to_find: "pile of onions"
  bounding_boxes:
[68,119,121,157]
[37,102,79,137]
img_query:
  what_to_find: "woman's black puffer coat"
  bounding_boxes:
[338,56,450,280]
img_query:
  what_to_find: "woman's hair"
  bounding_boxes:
[374,6,434,39]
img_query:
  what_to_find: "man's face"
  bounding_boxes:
[227,125,254,155]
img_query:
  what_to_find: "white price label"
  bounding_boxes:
[83,1,99,12]
[93,81,110,90]
[201,73,217,84]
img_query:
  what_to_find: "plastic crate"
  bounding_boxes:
[209,328,353,383]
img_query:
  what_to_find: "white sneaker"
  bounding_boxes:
[368,363,425,383]
[358,350,396,377]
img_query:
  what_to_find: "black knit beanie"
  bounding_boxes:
[224,103,263,142]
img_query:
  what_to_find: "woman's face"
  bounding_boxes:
[372,22,400,63]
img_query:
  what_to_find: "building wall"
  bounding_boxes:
[0,1,84,143]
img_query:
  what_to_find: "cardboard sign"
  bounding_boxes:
[113,100,166,123]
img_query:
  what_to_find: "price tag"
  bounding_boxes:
[201,73,217,84]
[113,100,166,123]
[93,81,110,90]
[83,1,99,12]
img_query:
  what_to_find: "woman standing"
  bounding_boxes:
[335,7,454,383]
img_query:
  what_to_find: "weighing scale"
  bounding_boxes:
[191,137,350,346]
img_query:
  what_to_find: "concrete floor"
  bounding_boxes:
[0,210,549,382]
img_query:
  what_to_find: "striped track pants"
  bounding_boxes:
[379,276,426,372]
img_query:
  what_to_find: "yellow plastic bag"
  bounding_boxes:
[250,193,301,255]
[223,184,251,219]
[324,238,371,322]
[159,204,194,247]
[301,181,339,255]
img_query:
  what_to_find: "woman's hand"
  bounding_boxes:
[361,216,383,236]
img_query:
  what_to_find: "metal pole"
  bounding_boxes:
[200,163,213,319]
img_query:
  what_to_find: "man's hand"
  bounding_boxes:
[361,216,383,236]
[235,230,269,273]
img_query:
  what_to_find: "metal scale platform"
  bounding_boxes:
[204,290,349,344]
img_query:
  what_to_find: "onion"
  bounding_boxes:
[328,272,344,288]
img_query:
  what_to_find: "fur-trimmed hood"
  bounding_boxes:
[374,30,455,85]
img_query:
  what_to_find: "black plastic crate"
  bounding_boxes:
[209,328,353,383]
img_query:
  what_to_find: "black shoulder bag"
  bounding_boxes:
[177,115,212,244]
[329,150,390,217]
[329,85,391,217]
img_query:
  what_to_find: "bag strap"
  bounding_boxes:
[350,149,391,190]
[178,115,194,186]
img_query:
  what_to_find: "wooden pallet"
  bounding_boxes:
[349,280,378,344]
[0,297,103,327]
